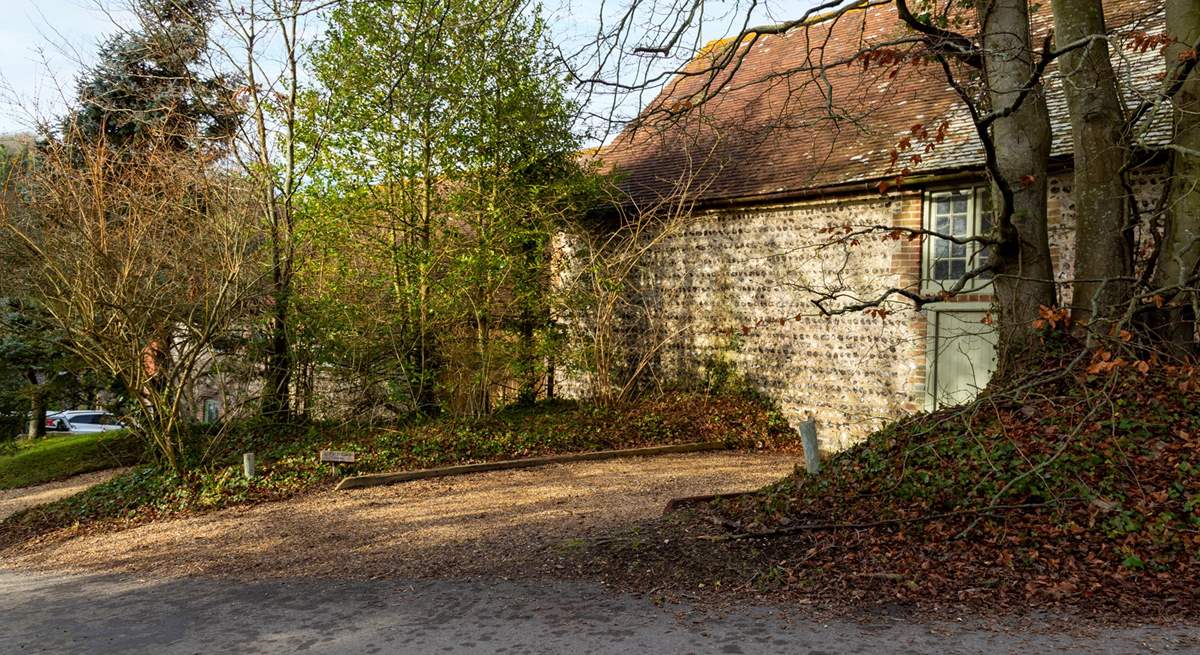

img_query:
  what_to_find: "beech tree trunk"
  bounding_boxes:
[1152,0,1200,350]
[1051,0,1133,330]
[24,369,45,440]
[977,0,1057,377]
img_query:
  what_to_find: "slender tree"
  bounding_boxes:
[306,0,462,414]
[968,0,1057,375]
[212,0,317,421]
[1050,0,1133,328]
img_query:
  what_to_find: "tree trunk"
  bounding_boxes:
[1151,0,1200,351]
[415,124,440,415]
[546,338,556,401]
[977,0,1058,378]
[516,312,537,405]
[1051,0,1134,330]
[262,273,292,421]
[24,369,45,439]
[515,231,542,407]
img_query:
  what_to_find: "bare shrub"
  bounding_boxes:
[0,129,261,472]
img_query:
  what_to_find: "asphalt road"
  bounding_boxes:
[1,570,1197,654]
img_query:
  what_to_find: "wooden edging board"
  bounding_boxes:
[334,441,729,491]
[662,490,762,514]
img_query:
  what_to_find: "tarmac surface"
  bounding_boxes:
[1,570,1197,654]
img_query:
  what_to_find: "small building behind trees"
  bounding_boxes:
[587,0,1171,448]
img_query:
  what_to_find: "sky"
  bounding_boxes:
[0,0,811,137]
[0,0,133,134]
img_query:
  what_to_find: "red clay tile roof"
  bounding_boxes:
[599,0,1167,206]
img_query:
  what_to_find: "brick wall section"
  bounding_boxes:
[891,193,928,413]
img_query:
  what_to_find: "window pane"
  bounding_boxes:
[953,215,967,235]
[934,260,949,280]
[204,399,220,423]
[935,239,949,257]
[951,242,966,258]
[936,198,952,216]
[937,215,949,233]
[977,189,994,243]
[952,196,968,213]
[950,260,966,280]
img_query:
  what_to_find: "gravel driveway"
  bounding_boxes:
[0,468,129,521]
[1,451,795,579]
[3,453,1196,653]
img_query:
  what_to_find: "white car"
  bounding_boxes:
[45,410,125,434]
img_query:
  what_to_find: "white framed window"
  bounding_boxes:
[922,188,993,294]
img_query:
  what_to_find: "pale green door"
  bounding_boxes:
[926,305,997,410]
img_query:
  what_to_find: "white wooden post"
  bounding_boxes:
[799,418,820,475]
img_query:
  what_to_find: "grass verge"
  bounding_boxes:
[0,432,143,490]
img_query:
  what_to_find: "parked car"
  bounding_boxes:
[45,410,125,434]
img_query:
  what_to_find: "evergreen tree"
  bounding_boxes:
[65,0,237,150]
[0,298,99,439]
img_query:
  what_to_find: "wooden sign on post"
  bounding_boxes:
[320,450,357,464]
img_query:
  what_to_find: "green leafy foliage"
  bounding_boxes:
[296,0,599,417]
[0,298,109,440]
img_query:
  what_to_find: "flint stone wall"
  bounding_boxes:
[619,194,927,450]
